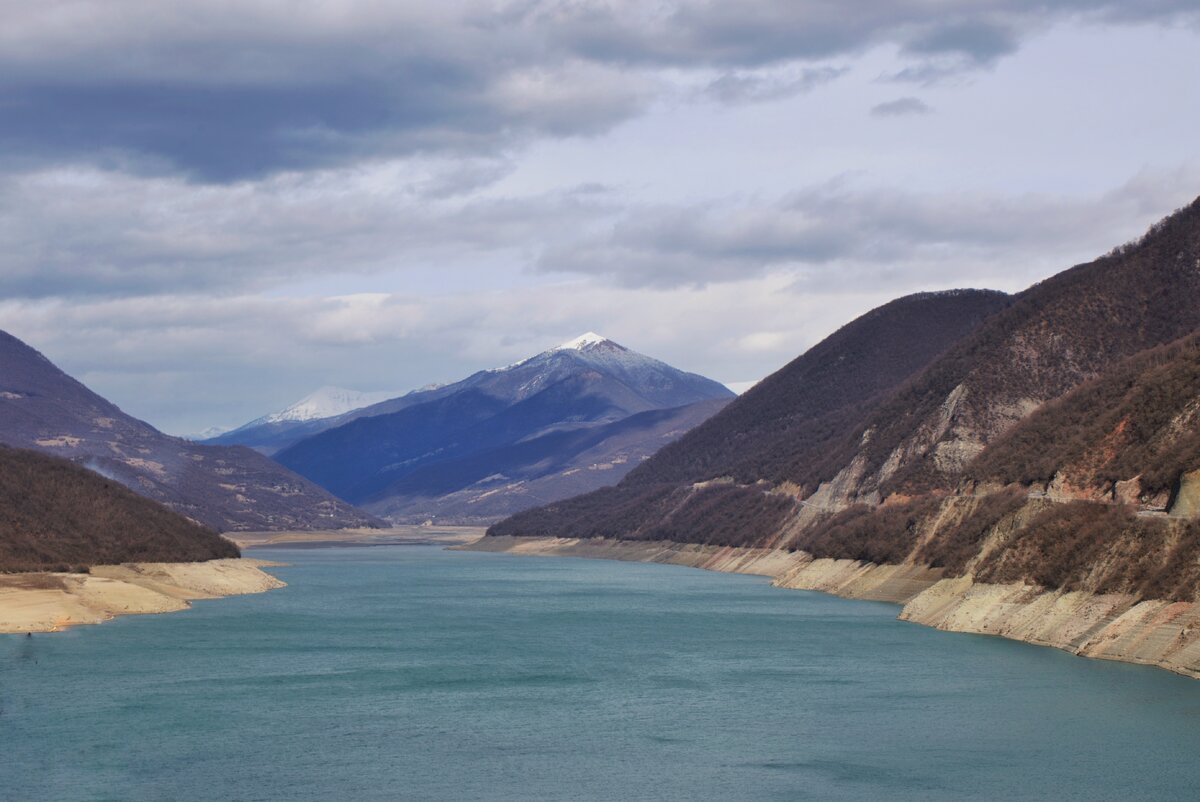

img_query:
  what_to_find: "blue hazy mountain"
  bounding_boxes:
[271,333,734,523]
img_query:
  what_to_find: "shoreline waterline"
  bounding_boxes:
[463,534,1200,680]
[0,558,285,634]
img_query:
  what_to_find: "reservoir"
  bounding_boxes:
[4,545,1200,801]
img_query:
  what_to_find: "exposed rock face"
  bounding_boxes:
[1171,470,1200,519]
[900,577,1200,678]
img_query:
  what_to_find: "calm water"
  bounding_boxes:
[4,546,1200,801]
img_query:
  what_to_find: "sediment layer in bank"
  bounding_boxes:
[466,535,1200,679]
[0,559,285,634]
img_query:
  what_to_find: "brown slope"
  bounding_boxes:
[966,333,1200,505]
[0,445,238,572]
[0,331,381,532]
[840,196,1200,499]
[492,195,1200,559]
[489,289,1010,544]
[621,289,1010,491]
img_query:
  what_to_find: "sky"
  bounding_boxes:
[1,1,1199,435]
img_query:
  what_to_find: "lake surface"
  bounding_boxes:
[4,546,1200,801]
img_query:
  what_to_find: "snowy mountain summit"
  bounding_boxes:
[211,333,733,460]
[263,386,397,423]
[554,332,610,351]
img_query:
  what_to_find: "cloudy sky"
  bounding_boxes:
[2,0,1199,435]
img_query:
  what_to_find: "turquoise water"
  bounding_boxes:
[4,546,1200,801]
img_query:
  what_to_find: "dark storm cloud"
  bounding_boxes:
[0,60,643,182]
[2,1,1196,182]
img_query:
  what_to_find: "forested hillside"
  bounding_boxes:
[0,446,238,572]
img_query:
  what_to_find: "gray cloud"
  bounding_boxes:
[905,20,1021,63]
[1,1,1195,181]
[3,161,1197,301]
[537,170,1200,288]
[705,66,847,104]
[0,163,615,298]
[3,166,1197,433]
[871,97,933,117]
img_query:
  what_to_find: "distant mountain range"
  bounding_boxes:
[214,333,735,524]
[204,385,402,454]
[0,331,381,532]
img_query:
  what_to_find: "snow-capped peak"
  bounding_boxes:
[554,332,610,351]
[182,425,232,442]
[264,386,398,423]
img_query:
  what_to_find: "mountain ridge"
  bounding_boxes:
[489,197,1200,604]
[0,331,382,532]
[273,334,735,523]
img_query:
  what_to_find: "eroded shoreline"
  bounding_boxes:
[464,535,1200,679]
[0,558,286,634]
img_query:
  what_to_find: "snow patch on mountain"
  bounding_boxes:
[554,332,610,351]
[182,425,233,442]
[264,386,399,423]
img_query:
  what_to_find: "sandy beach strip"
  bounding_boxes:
[230,525,487,549]
[0,558,285,634]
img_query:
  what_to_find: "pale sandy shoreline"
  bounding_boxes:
[231,525,486,549]
[465,535,1200,680]
[0,526,483,636]
[0,558,286,634]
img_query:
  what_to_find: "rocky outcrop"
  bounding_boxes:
[1170,469,1200,519]
[901,577,1200,678]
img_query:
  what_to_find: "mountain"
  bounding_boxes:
[261,385,399,423]
[489,289,1012,540]
[184,425,232,442]
[489,197,1200,603]
[0,445,238,572]
[0,331,382,532]
[206,385,400,455]
[365,397,730,522]
[274,333,735,523]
